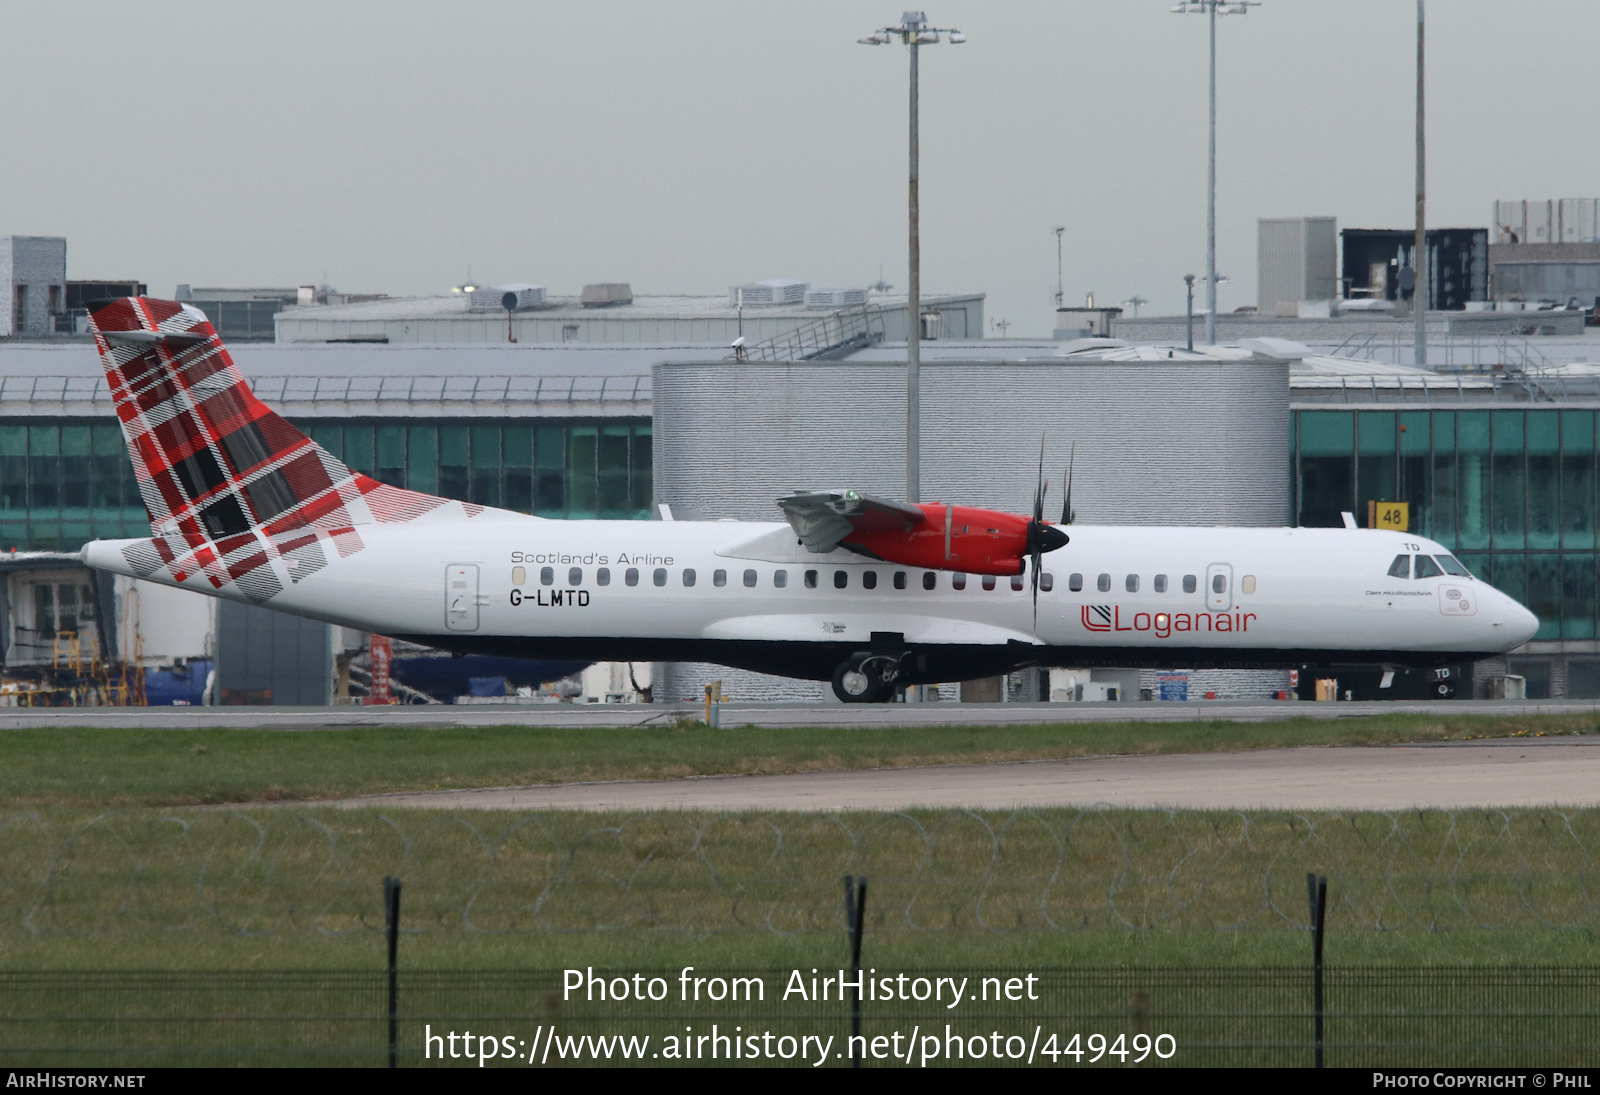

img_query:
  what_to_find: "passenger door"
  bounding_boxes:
[446,564,480,632]
[1206,563,1233,612]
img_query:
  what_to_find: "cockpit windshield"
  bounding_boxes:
[1386,553,1472,579]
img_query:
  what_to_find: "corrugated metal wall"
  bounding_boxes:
[216,601,332,705]
[651,357,1291,701]
[652,359,1289,525]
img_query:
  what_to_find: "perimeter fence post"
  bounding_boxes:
[844,875,868,1069]
[1306,872,1327,1069]
[385,876,402,1068]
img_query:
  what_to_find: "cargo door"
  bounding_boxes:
[1206,563,1233,611]
[445,564,480,632]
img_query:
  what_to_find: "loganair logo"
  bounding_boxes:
[1082,605,1113,632]
[1082,604,1257,638]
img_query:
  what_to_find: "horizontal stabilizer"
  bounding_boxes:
[101,329,209,349]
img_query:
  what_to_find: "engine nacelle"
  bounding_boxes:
[843,503,1047,577]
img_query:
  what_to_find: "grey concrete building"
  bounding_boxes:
[273,290,984,347]
[1490,242,1600,309]
[1,236,67,338]
[1111,310,1587,348]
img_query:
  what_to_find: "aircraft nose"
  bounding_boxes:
[1500,595,1539,648]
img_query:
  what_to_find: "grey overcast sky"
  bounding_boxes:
[2,1,1594,335]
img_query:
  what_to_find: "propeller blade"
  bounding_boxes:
[1061,442,1077,525]
[1034,436,1046,524]
[1031,546,1042,632]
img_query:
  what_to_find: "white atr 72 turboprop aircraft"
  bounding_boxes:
[79,297,1538,702]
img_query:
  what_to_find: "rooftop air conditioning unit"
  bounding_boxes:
[729,279,809,307]
[580,283,633,308]
[805,288,870,309]
[470,283,545,311]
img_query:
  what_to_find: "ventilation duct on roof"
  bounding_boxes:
[580,283,633,308]
[729,279,809,307]
[805,288,869,310]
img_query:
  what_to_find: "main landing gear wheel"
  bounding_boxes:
[832,654,897,703]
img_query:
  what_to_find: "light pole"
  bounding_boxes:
[1054,226,1065,310]
[860,12,965,504]
[1171,1,1259,346]
[1414,0,1427,368]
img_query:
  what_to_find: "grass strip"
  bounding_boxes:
[4,805,1599,970]
[0,712,1596,809]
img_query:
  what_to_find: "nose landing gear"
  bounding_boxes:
[832,652,902,703]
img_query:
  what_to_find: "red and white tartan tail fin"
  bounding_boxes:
[86,296,448,603]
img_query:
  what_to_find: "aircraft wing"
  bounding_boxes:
[776,490,927,553]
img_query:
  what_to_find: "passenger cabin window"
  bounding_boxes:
[512,566,526,585]
[774,569,788,588]
[743,569,758,587]
[894,571,907,590]
[1097,573,1111,593]
[953,573,967,590]
[1040,573,1054,592]
[683,568,696,587]
[982,575,997,591]
[713,569,727,587]
[1183,574,1197,593]
[922,572,936,590]
[1069,573,1083,592]
[834,570,848,589]
[1154,574,1168,593]
[1437,555,1472,577]
[863,571,877,590]
[653,567,667,587]
[1388,554,1411,579]
[1010,574,1024,592]
[1125,574,1139,593]
[540,566,554,586]
[625,567,639,587]
[1212,574,1227,594]
[1241,575,1257,594]
[1414,555,1444,579]
[568,567,582,586]
[805,570,818,589]
[596,567,610,586]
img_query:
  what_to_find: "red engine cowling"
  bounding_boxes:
[841,503,1037,577]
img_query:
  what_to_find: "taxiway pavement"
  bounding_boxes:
[330,736,1600,813]
[1,698,1598,731]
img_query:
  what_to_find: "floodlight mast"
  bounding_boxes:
[1414,0,1426,368]
[1170,0,1259,346]
[860,11,964,505]
[1054,226,1066,309]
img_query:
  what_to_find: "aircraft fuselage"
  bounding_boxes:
[84,510,1538,684]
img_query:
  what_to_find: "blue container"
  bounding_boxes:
[144,659,213,706]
